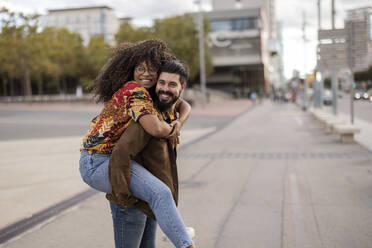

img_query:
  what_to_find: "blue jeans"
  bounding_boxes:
[110,204,157,248]
[79,151,193,248]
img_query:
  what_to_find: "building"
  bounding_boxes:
[317,6,372,75]
[212,0,276,38]
[345,7,372,71]
[201,0,279,97]
[40,6,121,46]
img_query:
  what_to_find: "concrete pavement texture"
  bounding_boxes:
[2,100,372,247]
[0,99,251,242]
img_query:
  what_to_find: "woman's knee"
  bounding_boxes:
[151,184,173,205]
[130,162,173,203]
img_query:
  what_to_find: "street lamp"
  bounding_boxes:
[194,0,207,106]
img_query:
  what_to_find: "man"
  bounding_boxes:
[107,60,195,248]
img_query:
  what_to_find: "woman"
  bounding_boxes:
[79,39,195,248]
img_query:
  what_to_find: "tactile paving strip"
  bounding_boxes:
[178,152,372,160]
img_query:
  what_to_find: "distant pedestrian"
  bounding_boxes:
[250,91,257,104]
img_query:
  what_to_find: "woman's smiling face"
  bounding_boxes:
[133,61,158,89]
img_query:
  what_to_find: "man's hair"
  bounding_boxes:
[160,60,189,85]
[91,39,175,103]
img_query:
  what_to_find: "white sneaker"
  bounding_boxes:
[186,227,195,239]
[161,226,196,242]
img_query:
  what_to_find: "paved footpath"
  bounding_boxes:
[2,101,372,248]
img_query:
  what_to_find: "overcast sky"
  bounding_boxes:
[1,0,371,79]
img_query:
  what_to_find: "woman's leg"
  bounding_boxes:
[79,151,112,193]
[110,203,157,248]
[129,161,193,248]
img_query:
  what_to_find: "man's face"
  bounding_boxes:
[155,72,186,111]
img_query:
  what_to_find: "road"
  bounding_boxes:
[323,93,372,123]
[0,107,232,141]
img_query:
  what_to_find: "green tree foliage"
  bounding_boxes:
[81,35,111,90]
[44,27,85,93]
[0,7,111,96]
[115,24,153,43]
[115,15,213,80]
[0,8,29,95]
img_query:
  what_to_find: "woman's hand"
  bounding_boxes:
[170,120,181,137]
[167,121,180,147]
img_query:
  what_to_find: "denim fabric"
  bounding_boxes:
[128,161,193,248]
[79,152,193,248]
[79,150,112,193]
[110,204,157,248]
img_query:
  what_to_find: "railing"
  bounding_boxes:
[0,94,95,103]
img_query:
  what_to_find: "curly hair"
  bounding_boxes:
[92,39,176,103]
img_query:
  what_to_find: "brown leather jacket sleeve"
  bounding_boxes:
[107,121,151,209]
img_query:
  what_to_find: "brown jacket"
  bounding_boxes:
[106,116,178,219]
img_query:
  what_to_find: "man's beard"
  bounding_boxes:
[155,90,179,112]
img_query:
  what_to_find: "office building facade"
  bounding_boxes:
[202,0,279,97]
[317,6,372,77]
[40,6,120,46]
[346,7,372,71]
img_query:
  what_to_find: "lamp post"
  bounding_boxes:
[347,21,355,124]
[194,0,207,106]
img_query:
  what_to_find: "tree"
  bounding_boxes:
[153,15,213,79]
[41,27,85,94]
[0,8,23,96]
[115,14,213,81]
[81,35,111,89]
[115,23,153,43]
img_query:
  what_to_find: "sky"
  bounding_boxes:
[1,0,371,79]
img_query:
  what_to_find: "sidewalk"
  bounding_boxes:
[323,109,372,152]
[2,100,372,248]
[0,99,252,241]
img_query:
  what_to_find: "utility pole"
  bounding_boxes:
[317,0,321,30]
[347,21,355,124]
[330,0,338,115]
[195,0,207,106]
[331,0,336,29]
[302,11,308,110]
[315,0,324,108]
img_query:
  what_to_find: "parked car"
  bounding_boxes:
[354,91,363,100]
[362,91,369,100]
[367,89,372,102]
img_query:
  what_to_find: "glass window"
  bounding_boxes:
[211,20,232,32]
[211,18,258,32]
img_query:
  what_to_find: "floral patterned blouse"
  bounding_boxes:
[81,81,157,154]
